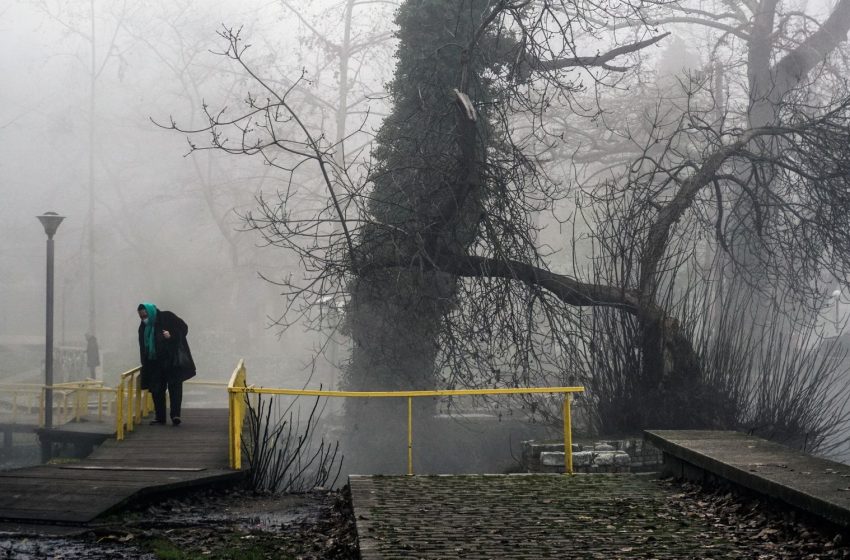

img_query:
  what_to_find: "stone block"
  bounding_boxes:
[572,451,593,467]
[522,441,565,459]
[592,451,631,467]
[540,451,564,466]
[613,451,631,466]
[593,451,615,466]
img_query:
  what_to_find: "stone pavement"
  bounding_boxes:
[350,473,820,559]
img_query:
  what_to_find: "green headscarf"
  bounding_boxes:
[139,302,158,359]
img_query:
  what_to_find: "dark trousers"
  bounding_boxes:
[150,376,183,421]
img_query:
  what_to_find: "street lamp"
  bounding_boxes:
[833,289,842,336]
[37,212,64,446]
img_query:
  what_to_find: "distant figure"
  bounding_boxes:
[85,333,100,379]
[137,302,196,426]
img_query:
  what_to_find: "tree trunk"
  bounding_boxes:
[341,0,494,473]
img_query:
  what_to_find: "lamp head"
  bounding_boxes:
[37,212,65,238]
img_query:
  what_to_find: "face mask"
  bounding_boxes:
[142,318,148,324]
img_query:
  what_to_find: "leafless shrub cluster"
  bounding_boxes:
[166,1,850,458]
[243,393,342,493]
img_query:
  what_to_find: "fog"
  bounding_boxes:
[3,0,850,479]
[0,0,385,387]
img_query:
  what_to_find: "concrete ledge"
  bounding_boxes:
[645,430,850,528]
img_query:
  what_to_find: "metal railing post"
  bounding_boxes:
[563,394,573,475]
[115,383,124,441]
[228,391,237,469]
[407,397,413,476]
[126,375,135,433]
[232,392,242,470]
[134,374,143,425]
[228,391,233,468]
[227,360,247,470]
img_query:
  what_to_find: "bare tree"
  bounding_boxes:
[530,1,850,440]
[32,0,137,338]
[278,0,398,168]
[164,0,667,469]
[600,0,850,311]
[167,1,850,471]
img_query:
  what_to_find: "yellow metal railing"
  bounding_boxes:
[227,360,248,470]
[0,383,44,424]
[51,380,115,425]
[1,369,225,440]
[226,360,584,474]
[0,381,118,427]
[115,367,154,440]
[0,368,205,443]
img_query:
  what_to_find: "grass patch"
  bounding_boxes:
[139,535,298,560]
[143,537,199,560]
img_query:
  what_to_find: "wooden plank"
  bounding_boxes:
[0,493,119,512]
[89,452,227,461]
[0,466,218,484]
[93,444,228,453]
[0,480,167,495]
[0,507,105,523]
[81,454,228,464]
[60,465,205,472]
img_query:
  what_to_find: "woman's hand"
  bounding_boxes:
[162,330,171,339]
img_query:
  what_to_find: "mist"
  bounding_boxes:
[0,0,368,388]
[3,0,850,479]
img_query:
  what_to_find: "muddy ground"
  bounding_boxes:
[0,486,359,559]
[2,476,850,559]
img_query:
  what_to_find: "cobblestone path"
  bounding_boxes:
[349,474,842,559]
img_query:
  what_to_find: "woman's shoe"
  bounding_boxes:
[171,417,181,426]
[149,419,165,425]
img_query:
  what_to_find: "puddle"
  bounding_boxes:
[0,537,156,559]
[236,509,312,529]
[149,492,326,530]
[0,489,353,559]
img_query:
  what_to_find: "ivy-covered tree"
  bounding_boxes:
[165,0,850,468]
[339,0,670,470]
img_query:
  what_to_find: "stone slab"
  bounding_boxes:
[645,429,850,527]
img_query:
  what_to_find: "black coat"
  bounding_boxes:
[138,310,197,389]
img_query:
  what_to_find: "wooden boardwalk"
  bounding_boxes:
[0,408,243,524]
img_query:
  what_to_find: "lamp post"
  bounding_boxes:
[37,212,64,446]
[834,289,842,337]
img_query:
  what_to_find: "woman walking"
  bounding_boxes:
[137,302,196,426]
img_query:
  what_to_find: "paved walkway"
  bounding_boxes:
[349,473,802,559]
[0,408,242,524]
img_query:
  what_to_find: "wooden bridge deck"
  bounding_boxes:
[0,408,243,524]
